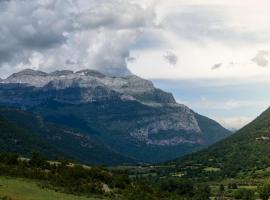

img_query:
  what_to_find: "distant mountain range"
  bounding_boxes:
[0,69,231,164]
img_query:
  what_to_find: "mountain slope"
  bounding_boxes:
[0,111,62,158]
[0,69,231,163]
[0,107,135,165]
[174,107,270,178]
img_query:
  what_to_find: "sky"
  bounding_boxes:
[0,0,270,130]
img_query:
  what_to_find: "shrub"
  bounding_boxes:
[234,189,255,200]
[258,183,270,200]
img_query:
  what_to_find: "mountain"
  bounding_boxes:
[173,107,270,178]
[0,69,231,163]
[0,107,135,165]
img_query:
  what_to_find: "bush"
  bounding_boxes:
[228,183,238,189]
[234,189,255,200]
[0,196,13,200]
[258,183,270,200]
[193,184,211,200]
[159,178,194,197]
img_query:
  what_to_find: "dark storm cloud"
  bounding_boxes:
[0,0,156,77]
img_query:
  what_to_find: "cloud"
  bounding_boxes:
[213,116,253,130]
[187,96,269,112]
[251,50,269,67]
[76,1,155,30]
[163,51,178,66]
[162,5,228,42]
[0,0,156,77]
[160,3,270,45]
[211,63,222,70]
[126,56,137,63]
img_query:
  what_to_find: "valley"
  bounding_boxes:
[1,0,269,199]
[0,70,269,200]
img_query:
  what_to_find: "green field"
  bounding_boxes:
[0,176,105,200]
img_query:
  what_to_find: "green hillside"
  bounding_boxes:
[0,107,135,165]
[173,107,270,179]
[0,113,63,159]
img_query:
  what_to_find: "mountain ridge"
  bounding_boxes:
[0,69,231,163]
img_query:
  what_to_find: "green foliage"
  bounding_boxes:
[0,154,18,165]
[233,189,255,200]
[258,183,270,200]
[29,152,47,168]
[0,196,13,200]
[159,178,194,197]
[193,185,211,200]
[219,184,225,193]
[174,107,270,180]
[228,183,238,189]
[0,152,115,196]
[124,184,157,200]
[0,152,204,200]
[0,107,134,165]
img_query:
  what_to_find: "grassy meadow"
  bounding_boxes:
[0,176,105,200]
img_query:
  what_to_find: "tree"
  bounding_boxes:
[219,184,225,193]
[193,184,211,200]
[258,183,270,200]
[159,178,194,197]
[29,152,46,168]
[217,184,225,199]
[234,189,255,200]
[228,183,238,189]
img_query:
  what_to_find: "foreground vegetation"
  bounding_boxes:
[3,151,270,199]
[171,107,270,180]
[0,152,213,200]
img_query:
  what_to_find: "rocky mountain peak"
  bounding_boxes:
[76,69,106,78]
[49,70,74,76]
[8,69,48,78]
[2,68,176,104]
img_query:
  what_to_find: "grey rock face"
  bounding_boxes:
[3,69,176,104]
[129,104,201,144]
